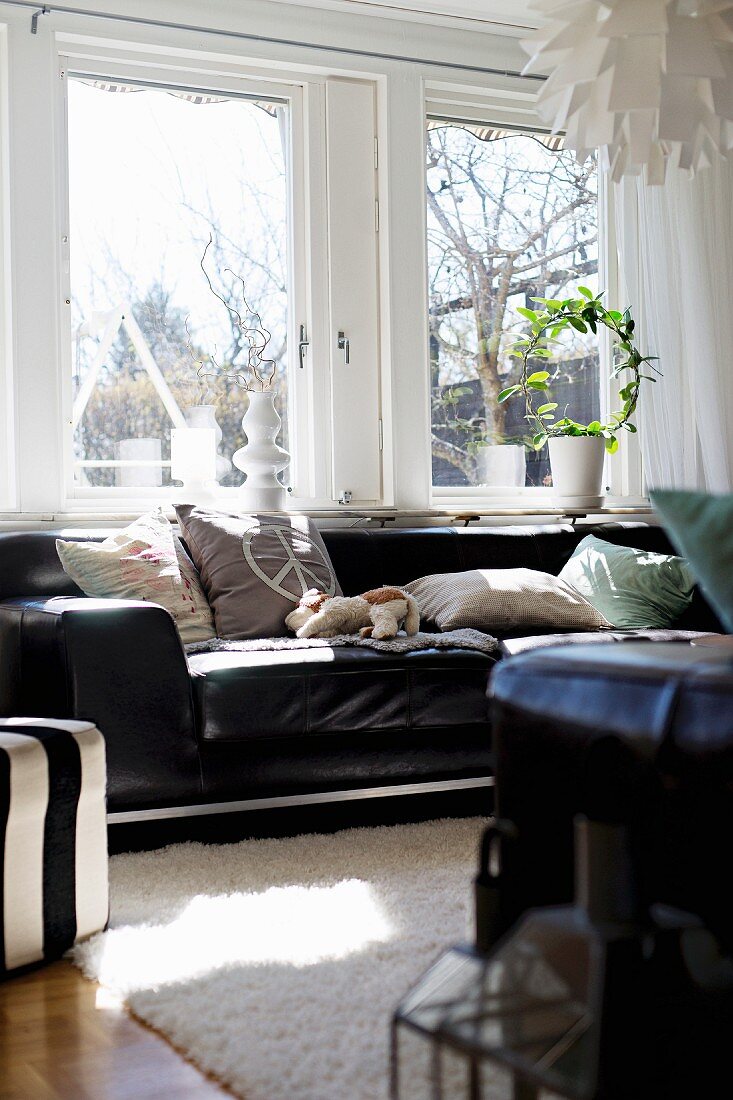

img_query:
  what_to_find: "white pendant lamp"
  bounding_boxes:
[522,0,733,182]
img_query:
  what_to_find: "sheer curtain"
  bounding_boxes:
[614,158,733,492]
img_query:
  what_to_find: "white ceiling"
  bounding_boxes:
[343,0,539,26]
[267,0,541,31]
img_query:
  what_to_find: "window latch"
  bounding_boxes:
[298,323,309,370]
[337,330,350,365]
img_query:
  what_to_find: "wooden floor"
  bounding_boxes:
[0,960,230,1099]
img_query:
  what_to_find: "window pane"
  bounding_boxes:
[68,78,289,490]
[427,123,598,490]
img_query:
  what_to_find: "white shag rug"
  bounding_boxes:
[71,817,516,1100]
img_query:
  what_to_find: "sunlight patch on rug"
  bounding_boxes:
[92,879,393,990]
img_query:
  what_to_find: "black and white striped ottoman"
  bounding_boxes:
[0,718,108,978]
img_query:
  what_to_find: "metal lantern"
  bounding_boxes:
[391,817,732,1099]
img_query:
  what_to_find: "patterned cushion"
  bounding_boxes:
[1,718,108,977]
[404,568,611,632]
[175,505,342,640]
[56,510,215,644]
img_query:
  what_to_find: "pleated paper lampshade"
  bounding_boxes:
[522,0,733,183]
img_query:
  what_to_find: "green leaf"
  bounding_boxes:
[527,371,550,383]
[586,421,602,433]
[578,286,594,299]
[605,436,619,454]
[532,432,547,450]
[517,307,538,322]
[497,385,521,403]
[537,402,558,415]
[528,380,549,390]
[624,422,637,433]
[568,317,587,333]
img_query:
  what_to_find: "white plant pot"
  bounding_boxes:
[475,444,526,488]
[232,390,290,511]
[548,435,606,510]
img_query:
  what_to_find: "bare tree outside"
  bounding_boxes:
[68,79,289,489]
[427,123,599,487]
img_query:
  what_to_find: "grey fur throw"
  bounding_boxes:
[186,628,498,657]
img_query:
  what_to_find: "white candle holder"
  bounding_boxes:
[171,426,217,504]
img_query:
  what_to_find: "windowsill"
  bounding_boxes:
[0,502,655,530]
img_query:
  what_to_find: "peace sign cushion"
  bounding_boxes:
[175,505,342,640]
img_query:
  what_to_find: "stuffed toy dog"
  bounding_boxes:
[285,586,420,640]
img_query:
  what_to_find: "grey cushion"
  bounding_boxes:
[405,568,610,633]
[175,506,342,640]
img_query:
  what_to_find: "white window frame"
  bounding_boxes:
[0,24,15,511]
[2,21,389,516]
[0,5,649,522]
[424,81,645,510]
[57,54,316,509]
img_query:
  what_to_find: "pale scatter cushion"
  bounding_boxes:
[174,505,342,640]
[56,510,216,644]
[404,568,611,633]
[558,533,696,629]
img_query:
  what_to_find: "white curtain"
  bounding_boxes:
[614,158,733,492]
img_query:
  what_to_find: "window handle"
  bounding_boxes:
[337,330,350,365]
[298,323,309,370]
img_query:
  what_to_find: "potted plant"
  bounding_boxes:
[497,288,659,508]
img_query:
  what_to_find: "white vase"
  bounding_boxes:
[232,390,290,511]
[474,444,526,488]
[548,435,606,510]
[185,404,231,483]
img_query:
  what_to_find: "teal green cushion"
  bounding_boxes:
[558,533,696,629]
[651,489,733,633]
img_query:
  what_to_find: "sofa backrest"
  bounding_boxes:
[322,522,675,593]
[0,521,722,631]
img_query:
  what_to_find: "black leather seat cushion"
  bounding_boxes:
[499,628,719,657]
[189,645,496,742]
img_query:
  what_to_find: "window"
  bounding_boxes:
[427,121,599,493]
[67,76,291,493]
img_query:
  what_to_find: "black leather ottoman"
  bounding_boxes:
[489,642,733,950]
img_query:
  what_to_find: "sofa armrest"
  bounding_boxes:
[0,596,201,811]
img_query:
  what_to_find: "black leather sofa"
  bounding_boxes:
[0,522,722,822]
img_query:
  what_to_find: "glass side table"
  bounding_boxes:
[392,817,733,1100]
[391,931,596,1100]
